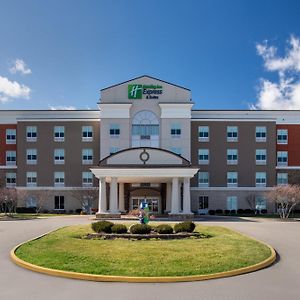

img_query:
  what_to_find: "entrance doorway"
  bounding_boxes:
[130,196,161,213]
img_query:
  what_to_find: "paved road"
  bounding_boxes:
[0,216,299,300]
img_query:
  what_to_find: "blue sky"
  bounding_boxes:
[0,0,300,110]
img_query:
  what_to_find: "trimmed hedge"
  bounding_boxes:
[208,210,215,215]
[129,224,152,234]
[174,221,195,233]
[111,224,128,234]
[91,221,114,233]
[215,209,223,215]
[156,224,173,234]
[16,207,37,213]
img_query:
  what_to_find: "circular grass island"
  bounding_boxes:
[11,223,276,282]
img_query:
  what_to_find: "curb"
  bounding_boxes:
[10,227,276,283]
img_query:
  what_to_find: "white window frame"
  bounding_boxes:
[277,173,288,185]
[54,172,65,187]
[277,129,288,144]
[110,124,120,137]
[256,126,266,142]
[6,151,16,166]
[26,172,37,187]
[198,149,209,165]
[227,196,238,210]
[256,172,266,187]
[6,172,16,188]
[26,149,37,165]
[82,126,93,142]
[256,149,266,165]
[82,149,93,165]
[227,172,238,187]
[26,126,37,142]
[277,151,288,166]
[227,126,238,142]
[227,149,238,165]
[6,129,16,144]
[54,149,65,165]
[82,172,93,187]
[170,123,181,138]
[198,126,209,142]
[198,172,209,187]
[54,126,65,142]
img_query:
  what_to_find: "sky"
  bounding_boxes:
[0,0,300,110]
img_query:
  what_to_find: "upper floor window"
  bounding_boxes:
[198,149,209,165]
[82,149,93,165]
[227,196,237,210]
[6,129,16,144]
[170,123,181,137]
[198,171,209,187]
[277,173,288,185]
[256,126,266,142]
[26,172,37,187]
[54,149,65,164]
[6,172,16,187]
[26,149,37,165]
[256,149,266,165]
[110,124,120,137]
[6,151,16,166]
[82,172,93,187]
[227,172,238,187]
[54,172,65,187]
[54,126,65,142]
[227,126,238,142]
[227,149,238,165]
[82,126,93,142]
[198,126,209,142]
[256,172,266,187]
[277,151,288,166]
[170,147,182,156]
[26,126,37,142]
[277,129,288,144]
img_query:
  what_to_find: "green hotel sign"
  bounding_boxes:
[128,84,163,99]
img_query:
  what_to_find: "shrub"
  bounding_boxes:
[224,209,230,215]
[111,224,128,234]
[129,224,152,234]
[16,207,36,213]
[75,209,82,214]
[208,210,215,215]
[237,209,245,214]
[156,224,173,234]
[244,209,255,214]
[91,221,114,233]
[230,210,237,215]
[261,209,268,214]
[215,209,223,215]
[174,221,196,233]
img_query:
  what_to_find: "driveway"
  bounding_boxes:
[0,216,299,300]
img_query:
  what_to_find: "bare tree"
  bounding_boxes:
[18,189,51,214]
[246,194,256,211]
[265,185,300,219]
[0,187,18,216]
[70,188,98,214]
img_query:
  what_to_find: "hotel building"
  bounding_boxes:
[0,75,298,217]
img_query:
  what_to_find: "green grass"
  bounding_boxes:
[15,223,271,277]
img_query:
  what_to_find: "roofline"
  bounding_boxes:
[100,75,191,91]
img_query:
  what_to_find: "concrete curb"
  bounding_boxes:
[10,227,276,283]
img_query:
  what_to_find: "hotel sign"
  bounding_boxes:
[128,84,163,99]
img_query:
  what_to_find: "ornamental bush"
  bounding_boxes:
[91,221,114,233]
[129,224,152,234]
[174,221,196,233]
[111,224,128,234]
[156,224,173,234]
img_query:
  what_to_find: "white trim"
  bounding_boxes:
[276,166,300,170]
[191,118,276,122]
[159,103,193,118]
[99,103,132,118]
[0,165,18,169]
[16,186,98,190]
[18,118,100,122]
[190,186,273,191]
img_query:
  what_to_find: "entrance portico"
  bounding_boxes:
[91,147,199,219]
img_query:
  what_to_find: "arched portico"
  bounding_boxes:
[90,147,199,219]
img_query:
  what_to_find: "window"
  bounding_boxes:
[255,196,267,210]
[227,149,238,165]
[26,149,37,165]
[26,126,37,142]
[199,196,209,210]
[170,147,182,156]
[256,172,266,187]
[198,149,209,164]
[6,129,16,144]
[82,149,93,164]
[54,172,65,187]
[82,126,93,141]
[54,196,64,210]
[109,147,120,155]
[170,124,181,137]
[227,196,237,210]
[6,173,16,187]
[6,151,16,166]
[277,129,288,144]
[110,124,120,136]
[26,172,37,187]
[26,197,37,208]
[198,172,209,187]
[277,173,288,185]
[277,151,288,166]
[198,126,209,142]
[256,126,266,142]
[82,172,93,187]
[54,126,65,142]
[54,149,65,164]
[256,149,266,165]
[227,172,238,187]
[227,126,238,142]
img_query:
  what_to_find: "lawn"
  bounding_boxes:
[15,223,272,277]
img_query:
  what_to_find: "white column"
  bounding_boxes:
[166,182,172,212]
[109,177,119,214]
[170,177,180,214]
[97,177,107,213]
[183,177,192,214]
[119,183,125,212]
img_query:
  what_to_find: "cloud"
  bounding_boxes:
[49,105,76,110]
[252,35,300,110]
[9,59,32,75]
[0,76,31,103]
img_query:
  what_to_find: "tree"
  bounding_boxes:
[265,185,300,219]
[18,189,51,214]
[246,194,256,211]
[70,188,98,214]
[0,187,18,216]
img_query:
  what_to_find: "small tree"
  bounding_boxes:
[18,189,51,214]
[71,188,98,214]
[246,194,256,211]
[0,187,18,216]
[266,185,300,219]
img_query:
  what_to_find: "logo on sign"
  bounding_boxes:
[128,84,143,99]
[128,84,163,99]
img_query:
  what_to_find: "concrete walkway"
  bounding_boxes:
[0,216,299,300]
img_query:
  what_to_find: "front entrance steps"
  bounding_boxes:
[95,213,195,220]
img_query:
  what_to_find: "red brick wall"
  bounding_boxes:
[0,125,17,165]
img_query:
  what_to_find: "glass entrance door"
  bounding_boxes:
[131,197,160,213]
